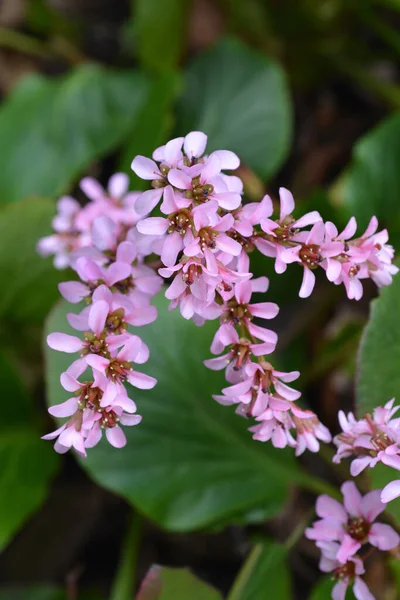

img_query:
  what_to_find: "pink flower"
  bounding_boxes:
[333,399,400,476]
[306,481,399,563]
[58,256,132,303]
[85,336,157,391]
[316,541,374,600]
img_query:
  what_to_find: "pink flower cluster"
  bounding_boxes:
[306,481,399,600]
[40,131,397,460]
[40,174,163,455]
[334,399,400,504]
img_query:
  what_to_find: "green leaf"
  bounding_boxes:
[357,267,400,414]
[45,294,307,532]
[308,577,334,600]
[227,541,291,600]
[308,576,357,600]
[0,431,59,551]
[176,37,292,180]
[339,112,400,240]
[0,587,103,600]
[357,266,400,523]
[0,587,65,600]
[0,198,64,322]
[133,0,190,71]
[0,65,152,203]
[136,566,222,600]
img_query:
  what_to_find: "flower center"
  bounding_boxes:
[168,209,192,236]
[299,244,321,269]
[347,517,370,541]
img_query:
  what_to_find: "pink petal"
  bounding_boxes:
[161,231,183,267]
[235,280,252,304]
[361,489,385,521]
[42,423,66,440]
[316,495,347,521]
[164,137,184,164]
[106,426,127,448]
[299,268,316,298]
[134,188,163,216]
[47,332,82,353]
[167,169,192,189]
[120,414,142,426]
[279,187,295,220]
[131,155,160,180]
[92,216,117,251]
[342,481,362,517]
[339,216,357,239]
[369,522,400,550]
[164,274,187,299]
[58,281,88,303]
[85,354,109,372]
[249,302,279,320]
[184,131,207,158]
[350,456,372,476]
[332,581,347,600]
[108,172,129,198]
[336,533,361,564]
[137,217,169,236]
[325,258,342,282]
[381,480,400,503]
[210,149,240,170]
[160,185,178,213]
[353,578,375,600]
[126,371,157,389]
[216,192,242,210]
[293,211,322,228]
[116,241,137,264]
[48,398,79,417]
[88,300,109,336]
[105,262,131,287]
[216,234,242,256]
[80,177,104,201]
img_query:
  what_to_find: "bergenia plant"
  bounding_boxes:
[39,131,400,599]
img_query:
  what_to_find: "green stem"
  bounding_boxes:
[110,511,142,600]
[226,511,313,600]
[226,544,264,600]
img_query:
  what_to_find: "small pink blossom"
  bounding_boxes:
[306,481,399,564]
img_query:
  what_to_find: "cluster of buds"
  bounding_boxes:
[306,482,399,599]
[39,174,163,455]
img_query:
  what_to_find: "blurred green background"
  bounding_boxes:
[2,0,400,598]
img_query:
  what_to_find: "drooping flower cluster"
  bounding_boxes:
[334,399,400,503]
[39,131,397,459]
[130,131,396,455]
[306,481,399,600]
[40,174,162,455]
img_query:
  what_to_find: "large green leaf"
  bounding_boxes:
[228,541,291,600]
[176,38,292,180]
[0,198,64,322]
[45,294,307,531]
[133,0,189,71]
[357,267,400,522]
[357,267,400,413]
[0,65,152,203]
[136,566,222,600]
[339,112,400,238]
